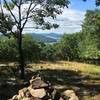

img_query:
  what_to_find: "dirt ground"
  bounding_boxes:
[0,62,100,100]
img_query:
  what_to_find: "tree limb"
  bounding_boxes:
[11,0,19,7]
[21,15,34,21]
[3,0,18,24]
[21,1,37,31]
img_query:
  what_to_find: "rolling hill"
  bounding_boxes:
[30,33,63,43]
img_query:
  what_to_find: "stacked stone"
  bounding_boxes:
[11,75,54,100]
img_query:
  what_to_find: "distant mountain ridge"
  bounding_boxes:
[30,33,63,43]
[42,33,63,40]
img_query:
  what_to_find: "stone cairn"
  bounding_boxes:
[11,74,79,100]
[11,74,55,100]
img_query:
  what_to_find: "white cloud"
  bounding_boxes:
[0,4,85,34]
[23,7,85,34]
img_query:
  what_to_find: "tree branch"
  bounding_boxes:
[3,0,18,24]
[17,0,23,28]
[11,0,19,7]
[24,26,43,29]
[0,2,16,37]
[21,15,34,21]
[0,1,4,15]
[21,1,37,31]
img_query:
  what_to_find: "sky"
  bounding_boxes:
[70,0,98,11]
[1,0,100,34]
[23,0,100,34]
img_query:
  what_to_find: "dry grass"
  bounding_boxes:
[30,61,100,75]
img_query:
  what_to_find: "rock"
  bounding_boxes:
[59,96,69,100]
[59,97,64,100]
[61,90,79,100]
[21,97,31,100]
[18,88,28,98]
[33,97,42,100]
[92,94,100,100]
[12,95,18,100]
[30,76,41,84]
[69,95,79,100]
[28,86,46,98]
[11,88,31,100]
[63,90,75,97]
[30,76,48,89]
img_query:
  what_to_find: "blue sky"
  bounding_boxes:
[70,0,99,11]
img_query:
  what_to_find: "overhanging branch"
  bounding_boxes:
[3,0,18,24]
[21,1,37,31]
[11,0,19,7]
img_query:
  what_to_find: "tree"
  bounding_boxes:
[82,9,100,34]
[22,34,42,62]
[57,33,80,61]
[41,44,56,61]
[0,34,42,62]
[0,0,70,78]
[79,9,100,62]
[0,36,18,61]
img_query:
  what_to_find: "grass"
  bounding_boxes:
[30,61,100,76]
[29,61,100,85]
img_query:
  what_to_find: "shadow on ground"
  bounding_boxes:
[38,69,100,99]
[0,67,100,100]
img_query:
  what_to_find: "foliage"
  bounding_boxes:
[22,34,42,62]
[41,44,56,61]
[55,33,80,61]
[0,34,43,62]
[0,13,15,37]
[80,9,100,60]
[0,36,18,61]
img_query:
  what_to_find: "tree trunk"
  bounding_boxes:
[18,3,25,79]
[18,30,25,79]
